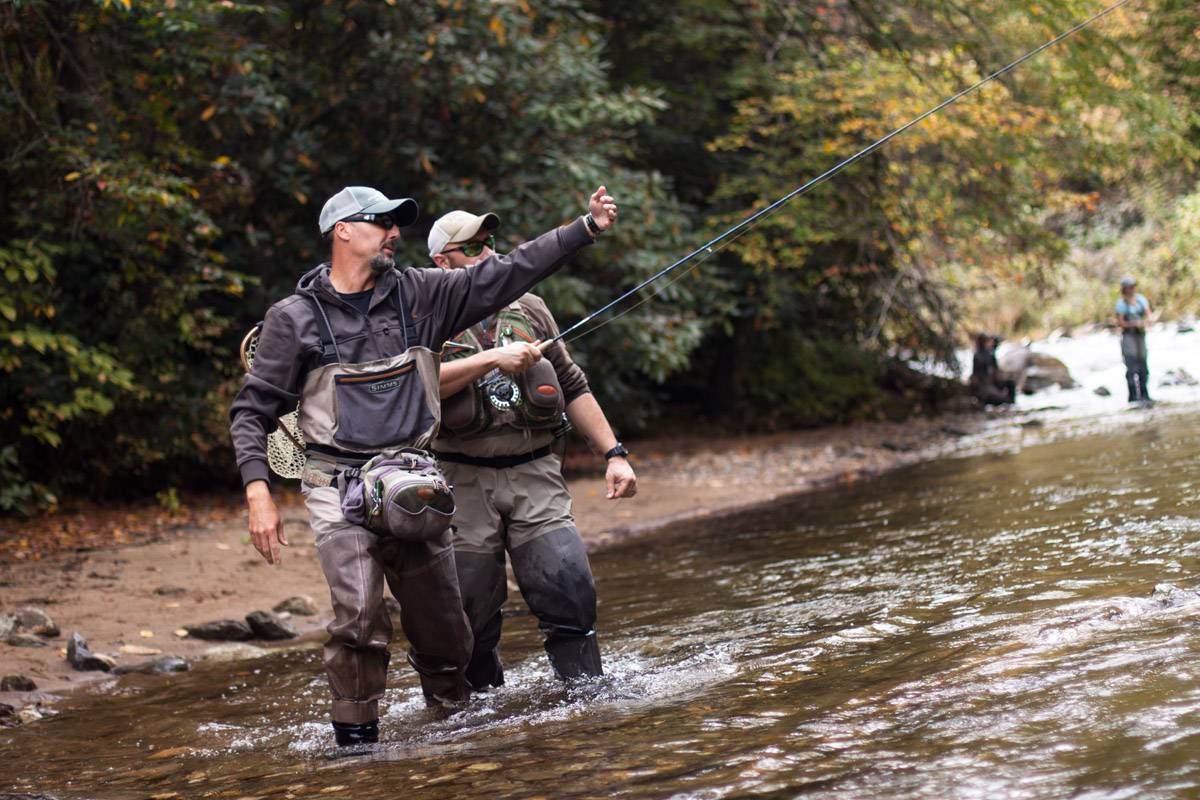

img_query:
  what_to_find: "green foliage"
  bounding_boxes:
[1,0,1197,512]
[734,332,886,429]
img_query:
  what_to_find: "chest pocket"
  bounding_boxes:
[311,285,436,451]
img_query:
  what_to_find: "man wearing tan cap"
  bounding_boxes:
[429,201,636,689]
[230,184,618,748]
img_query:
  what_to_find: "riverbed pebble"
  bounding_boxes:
[184,619,254,641]
[7,633,48,648]
[66,632,115,671]
[15,606,59,637]
[114,656,190,675]
[245,610,298,641]
[1,674,37,691]
[273,595,319,616]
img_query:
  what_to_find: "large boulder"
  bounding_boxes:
[997,347,1076,394]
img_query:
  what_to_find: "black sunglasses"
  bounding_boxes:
[341,213,396,230]
[443,235,495,258]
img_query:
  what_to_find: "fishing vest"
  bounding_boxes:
[439,300,565,439]
[298,282,443,458]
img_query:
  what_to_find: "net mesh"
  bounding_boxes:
[241,325,307,480]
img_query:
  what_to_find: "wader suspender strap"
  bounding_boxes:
[308,274,417,366]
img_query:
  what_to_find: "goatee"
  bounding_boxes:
[368,252,394,276]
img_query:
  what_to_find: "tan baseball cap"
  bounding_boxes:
[428,210,500,257]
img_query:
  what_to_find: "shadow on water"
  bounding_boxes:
[5,408,1200,799]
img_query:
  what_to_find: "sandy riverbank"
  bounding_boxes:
[0,412,988,712]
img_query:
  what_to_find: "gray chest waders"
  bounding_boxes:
[300,284,453,541]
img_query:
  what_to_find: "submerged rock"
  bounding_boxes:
[1094,386,1111,397]
[245,610,298,641]
[1,675,37,691]
[184,619,254,641]
[1160,368,1198,387]
[15,607,59,638]
[1149,583,1200,608]
[273,595,319,616]
[114,656,190,675]
[201,643,268,662]
[66,632,115,672]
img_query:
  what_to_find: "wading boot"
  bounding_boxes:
[332,720,378,748]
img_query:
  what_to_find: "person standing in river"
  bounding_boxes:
[1114,276,1153,403]
[229,184,618,748]
[428,209,636,689]
[969,332,1016,406]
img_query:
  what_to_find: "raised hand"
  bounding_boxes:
[588,185,618,231]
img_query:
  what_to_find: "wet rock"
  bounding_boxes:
[0,614,16,639]
[1,675,37,691]
[66,632,115,672]
[201,643,268,662]
[0,701,13,719]
[245,610,298,641]
[273,595,319,616]
[114,656,190,675]
[17,706,43,724]
[15,607,59,637]
[1149,583,1200,608]
[1094,386,1111,397]
[7,633,48,648]
[998,348,1077,394]
[184,619,254,641]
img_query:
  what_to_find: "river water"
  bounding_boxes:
[4,397,1200,798]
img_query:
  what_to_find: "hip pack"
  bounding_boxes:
[338,449,454,542]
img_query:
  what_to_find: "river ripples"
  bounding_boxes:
[4,407,1200,799]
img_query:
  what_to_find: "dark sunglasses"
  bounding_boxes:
[341,213,396,230]
[443,235,495,258]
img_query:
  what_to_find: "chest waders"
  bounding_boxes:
[438,302,601,689]
[300,284,454,541]
[440,302,566,440]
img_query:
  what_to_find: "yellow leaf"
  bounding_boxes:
[148,747,191,760]
[214,155,231,166]
[293,191,308,205]
[488,16,506,47]
[200,105,217,121]
[64,172,81,182]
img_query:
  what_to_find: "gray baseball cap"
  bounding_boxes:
[318,186,419,234]
[428,210,500,257]
[1119,276,1136,288]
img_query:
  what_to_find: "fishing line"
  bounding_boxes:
[552,0,1136,346]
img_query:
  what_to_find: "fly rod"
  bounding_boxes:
[549,0,1135,345]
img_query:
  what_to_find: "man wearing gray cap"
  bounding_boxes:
[230,184,618,747]
[428,206,636,690]
[1114,276,1153,403]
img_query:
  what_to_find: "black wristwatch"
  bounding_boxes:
[584,212,602,236]
[604,443,629,460]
